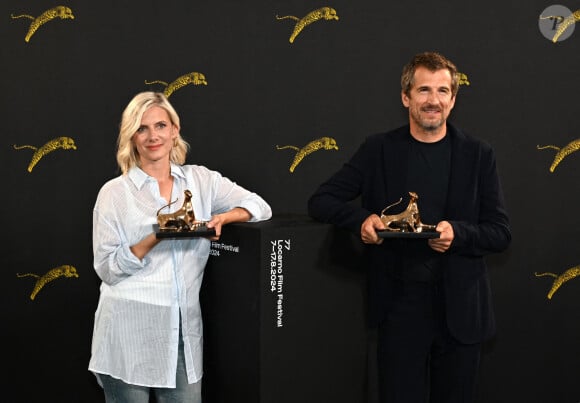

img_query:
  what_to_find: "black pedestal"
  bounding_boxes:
[201,214,368,403]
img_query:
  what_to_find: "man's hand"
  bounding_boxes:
[428,220,454,252]
[361,214,386,245]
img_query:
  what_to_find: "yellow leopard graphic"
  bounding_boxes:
[11,6,74,43]
[537,138,580,172]
[458,72,470,86]
[276,7,339,43]
[145,72,208,98]
[13,136,77,172]
[276,136,339,172]
[17,265,79,300]
[535,266,580,299]
[551,9,580,43]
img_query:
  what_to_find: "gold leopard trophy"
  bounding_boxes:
[379,191,437,233]
[156,190,207,232]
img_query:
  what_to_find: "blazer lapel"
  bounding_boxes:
[383,126,409,205]
[445,123,474,219]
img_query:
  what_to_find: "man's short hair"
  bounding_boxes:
[401,52,459,97]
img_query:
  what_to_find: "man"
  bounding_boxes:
[307,52,511,403]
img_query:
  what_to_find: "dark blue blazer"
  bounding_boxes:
[308,123,511,344]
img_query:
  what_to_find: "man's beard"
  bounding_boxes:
[412,109,445,132]
[419,120,444,131]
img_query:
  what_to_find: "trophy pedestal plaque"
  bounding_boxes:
[377,230,440,239]
[153,224,216,238]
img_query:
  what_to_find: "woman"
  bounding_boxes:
[89,91,272,402]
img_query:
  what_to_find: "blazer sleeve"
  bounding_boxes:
[448,142,511,257]
[308,138,376,233]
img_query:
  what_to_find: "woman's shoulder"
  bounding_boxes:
[94,175,127,207]
[178,163,221,178]
[98,175,125,193]
[177,163,203,178]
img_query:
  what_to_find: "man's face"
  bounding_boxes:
[402,67,456,136]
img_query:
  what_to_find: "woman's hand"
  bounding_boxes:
[206,207,251,241]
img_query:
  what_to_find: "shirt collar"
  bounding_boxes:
[127,163,186,190]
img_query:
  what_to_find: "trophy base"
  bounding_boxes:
[153,224,216,239]
[377,230,440,239]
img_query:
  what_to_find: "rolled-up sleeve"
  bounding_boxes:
[198,166,272,222]
[92,191,148,285]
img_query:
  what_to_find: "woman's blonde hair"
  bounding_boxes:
[116,91,190,174]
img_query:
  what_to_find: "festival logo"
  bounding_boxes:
[17,265,79,301]
[537,138,580,172]
[11,6,74,43]
[535,267,580,299]
[276,7,339,43]
[13,137,77,173]
[145,71,208,98]
[276,136,339,172]
[539,5,578,42]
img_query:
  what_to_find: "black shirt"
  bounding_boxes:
[394,132,451,282]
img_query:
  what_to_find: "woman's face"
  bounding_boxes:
[132,105,178,166]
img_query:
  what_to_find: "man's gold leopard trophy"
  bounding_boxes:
[379,191,437,233]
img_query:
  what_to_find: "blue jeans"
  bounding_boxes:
[98,337,202,403]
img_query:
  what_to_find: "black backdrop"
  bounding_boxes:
[2,0,579,402]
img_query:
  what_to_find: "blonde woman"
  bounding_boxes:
[89,92,272,402]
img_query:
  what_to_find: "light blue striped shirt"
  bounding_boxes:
[89,163,272,387]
